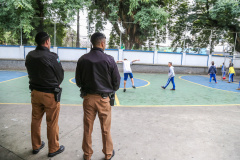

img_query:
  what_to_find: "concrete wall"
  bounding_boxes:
[123,50,154,64]
[1,59,240,75]
[157,52,182,65]
[0,45,239,69]
[185,54,209,67]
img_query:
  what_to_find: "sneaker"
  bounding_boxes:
[215,82,218,83]
[32,141,45,154]
[161,86,165,89]
[236,88,240,90]
[227,82,231,83]
[48,145,65,157]
[170,89,175,90]
[123,89,126,92]
[132,86,136,89]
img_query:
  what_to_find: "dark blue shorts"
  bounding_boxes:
[124,73,133,81]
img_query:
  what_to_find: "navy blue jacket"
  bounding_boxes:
[208,65,217,74]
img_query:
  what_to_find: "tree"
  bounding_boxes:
[108,27,120,49]
[168,0,240,54]
[0,0,86,46]
[88,0,170,49]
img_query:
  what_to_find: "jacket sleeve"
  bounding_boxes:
[75,59,82,88]
[111,59,121,91]
[214,66,217,74]
[51,55,64,85]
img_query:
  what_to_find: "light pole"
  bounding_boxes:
[70,33,74,47]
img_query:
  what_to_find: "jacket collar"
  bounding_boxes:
[36,46,50,52]
[91,47,104,53]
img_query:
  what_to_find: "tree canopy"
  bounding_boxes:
[168,0,240,54]
[88,0,170,49]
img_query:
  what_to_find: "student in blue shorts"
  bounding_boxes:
[117,58,140,92]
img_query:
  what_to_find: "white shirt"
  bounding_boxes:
[123,60,132,73]
[168,66,175,77]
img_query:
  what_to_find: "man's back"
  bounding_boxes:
[75,47,120,94]
[26,46,64,91]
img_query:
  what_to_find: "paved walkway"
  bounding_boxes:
[1,104,240,160]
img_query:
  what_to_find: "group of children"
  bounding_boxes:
[117,59,176,92]
[118,58,240,92]
[208,61,240,90]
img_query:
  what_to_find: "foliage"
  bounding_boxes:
[88,0,171,49]
[0,0,86,46]
[168,0,240,54]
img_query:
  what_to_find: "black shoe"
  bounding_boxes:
[48,145,65,157]
[32,141,45,154]
[105,150,115,160]
[123,89,126,92]
[132,86,136,89]
[161,86,165,89]
[170,89,175,91]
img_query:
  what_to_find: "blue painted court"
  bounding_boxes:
[0,71,28,83]
[181,75,240,93]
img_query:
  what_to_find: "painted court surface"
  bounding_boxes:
[0,70,239,106]
[1,70,240,160]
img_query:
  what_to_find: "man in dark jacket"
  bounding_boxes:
[25,32,65,157]
[208,61,217,83]
[75,32,120,160]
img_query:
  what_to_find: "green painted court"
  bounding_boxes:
[1,70,240,106]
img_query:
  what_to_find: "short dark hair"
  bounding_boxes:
[212,61,214,65]
[168,62,172,65]
[35,32,50,46]
[90,32,106,47]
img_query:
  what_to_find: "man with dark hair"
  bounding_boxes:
[25,32,65,157]
[75,32,120,160]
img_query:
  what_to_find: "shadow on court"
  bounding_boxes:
[1,104,240,160]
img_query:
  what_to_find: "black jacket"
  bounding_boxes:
[25,46,64,93]
[75,47,120,94]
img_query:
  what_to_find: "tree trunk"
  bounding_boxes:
[76,9,80,48]
[36,0,44,32]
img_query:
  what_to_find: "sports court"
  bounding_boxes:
[1,70,240,160]
[1,70,239,106]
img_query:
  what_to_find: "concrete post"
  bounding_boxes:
[153,50,158,64]
[118,49,123,60]
[87,48,91,53]
[182,52,186,65]
[53,47,58,55]
[19,46,24,59]
[208,54,212,67]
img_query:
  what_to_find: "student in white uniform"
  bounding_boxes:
[117,58,140,92]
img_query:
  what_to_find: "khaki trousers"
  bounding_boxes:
[82,94,113,160]
[31,90,60,153]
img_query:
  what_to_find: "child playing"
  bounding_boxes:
[161,62,175,90]
[228,63,235,83]
[117,58,140,92]
[208,61,217,83]
[221,62,226,78]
